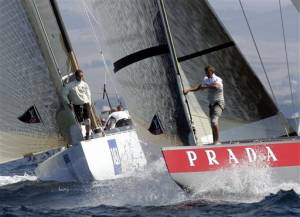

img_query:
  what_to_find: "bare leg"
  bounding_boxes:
[211,123,220,144]
[85,118,91,140]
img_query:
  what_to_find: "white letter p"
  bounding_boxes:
[186,151,197,166]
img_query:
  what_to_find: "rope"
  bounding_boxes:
[279,0,296,114]
[238,0,277,105]
[81,0,121,104]
[238,0,290,135]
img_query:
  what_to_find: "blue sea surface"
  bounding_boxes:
[0,151,299,217]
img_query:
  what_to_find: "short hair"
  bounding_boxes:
[117,105,123,111]
[204,65,215,73]
[75,69,83,77]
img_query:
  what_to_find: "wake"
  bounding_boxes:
[0,174,37,187]
[0,145,299,209]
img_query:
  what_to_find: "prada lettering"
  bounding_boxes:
[186,146,278,167]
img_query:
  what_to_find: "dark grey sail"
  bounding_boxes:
[86,0,292,145]
[291,0,300,12]
[86,0,193,146]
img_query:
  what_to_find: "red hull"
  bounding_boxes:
[162,138,300,191]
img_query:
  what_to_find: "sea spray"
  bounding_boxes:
[190,150,298,203]
[0,174,37,187]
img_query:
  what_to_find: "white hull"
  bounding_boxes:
[162,138,300,192]
[35,129,147,182]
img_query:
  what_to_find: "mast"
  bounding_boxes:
[158,0,197,145]
[49,0,99,130]
[49,0,78,71]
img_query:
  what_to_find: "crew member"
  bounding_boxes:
[63,69,92,140]
[104,105,131,130]
[184,65,225,145]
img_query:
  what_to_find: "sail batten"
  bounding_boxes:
[113,44,169,72]
[177,41,235,62]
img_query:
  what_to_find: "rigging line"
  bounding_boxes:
[81,0,102,26]
[239,0,290,136]
[102,51,122,104]
[238,0,277,105]
[31,0,63,85]
[82,0,102,56]
[81,0,120,102]
[279,0,296,114]
[81,0,104,84]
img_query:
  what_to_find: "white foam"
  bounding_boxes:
[0,173,37,187]
[63,157,187,208]
[190,153,300,203]
[75,152,300,207]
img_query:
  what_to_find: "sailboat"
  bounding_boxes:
[0,0,146,182]
[83,0,300,191]
[160,0,300,191]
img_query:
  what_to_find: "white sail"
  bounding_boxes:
[24,0,79,141]
[0,0,75,163]
[0,0,59,163]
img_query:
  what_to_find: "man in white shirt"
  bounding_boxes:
[104,105,132,130]
[184,65,225,145]
[63,69,92,140]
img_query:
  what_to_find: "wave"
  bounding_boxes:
[0,174,37,187]
[0,146,299,210]
[187,153,300,204]
[0,189,299,217]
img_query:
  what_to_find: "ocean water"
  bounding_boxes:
[0,150,299,217]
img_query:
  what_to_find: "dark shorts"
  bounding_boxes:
[73,103,91,122]
[209,101,224,125]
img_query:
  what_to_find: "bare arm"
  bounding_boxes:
[183,84,204,95]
